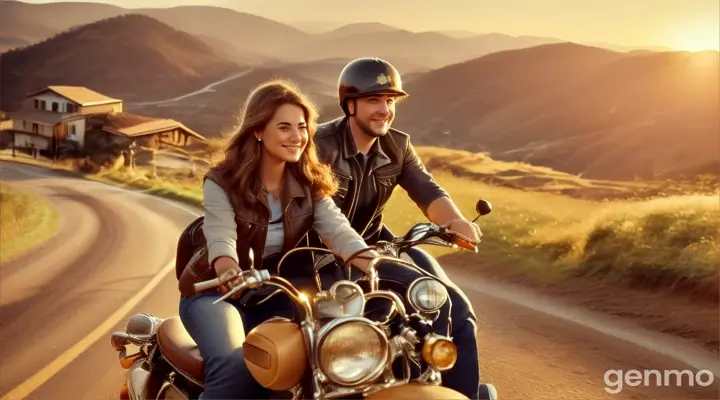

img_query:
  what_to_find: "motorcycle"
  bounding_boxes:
[110,199,497,400]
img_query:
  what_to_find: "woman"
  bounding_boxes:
[176,79,378,399]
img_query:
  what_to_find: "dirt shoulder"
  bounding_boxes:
[441,251,719,357]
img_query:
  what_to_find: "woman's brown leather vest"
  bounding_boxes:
[177,168,316,297]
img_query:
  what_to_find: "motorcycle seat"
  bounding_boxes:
[156,316,204,382]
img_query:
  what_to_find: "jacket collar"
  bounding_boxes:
[279,167,308,209]
[257,167,308,209]
[339,117,392,171]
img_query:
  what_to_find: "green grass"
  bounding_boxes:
[0,182,60,262]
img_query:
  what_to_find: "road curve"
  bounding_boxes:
[0,162,199,399]
[0,161,718,400]
[125,70,254,107]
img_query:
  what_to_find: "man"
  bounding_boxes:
[309,57,490,399]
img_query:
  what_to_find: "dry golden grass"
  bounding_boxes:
[0,182,59,262]
[414,146,715,200]
[91,162,719,301]
[3,146,717,300]
[536,195,718,294]
[386,171,719,300]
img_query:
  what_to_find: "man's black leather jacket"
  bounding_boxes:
[310,116,449,245]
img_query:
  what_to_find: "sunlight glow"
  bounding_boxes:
[672,23,720,51]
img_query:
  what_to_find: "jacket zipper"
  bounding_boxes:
[347,157,363,223]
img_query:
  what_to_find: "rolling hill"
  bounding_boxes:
[136,5,310,54]
[125,63,342,137]
[0,14,241,112]
[391,43,719,180]
[0,0,124,48]
[124,56,433,137]
[0,1,307,63]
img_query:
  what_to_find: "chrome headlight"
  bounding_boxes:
[407,277,449,313]
[316,317,389,386]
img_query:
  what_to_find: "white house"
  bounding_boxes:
[0,86,206,155]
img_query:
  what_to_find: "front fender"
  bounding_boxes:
[365,383,469,400]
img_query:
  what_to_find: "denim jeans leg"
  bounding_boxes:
[398,248,482,399]
[179,292,265,399]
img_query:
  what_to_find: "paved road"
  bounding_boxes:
[0,162,717,400]
[125,70,254,107]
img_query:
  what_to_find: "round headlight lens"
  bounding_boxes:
[408,277,448,312]
[318,322,388,385]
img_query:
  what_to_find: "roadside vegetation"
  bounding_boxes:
[2,147,717,353]
[2,147,717,303]
[384,172,719,303]
[0,181,59,262]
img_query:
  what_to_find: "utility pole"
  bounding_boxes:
[128,141,137,170]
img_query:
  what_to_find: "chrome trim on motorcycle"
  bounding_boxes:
[112,203,497,399]
[157,372,189,400]
[314,280,366,318]
[126,359,151,400]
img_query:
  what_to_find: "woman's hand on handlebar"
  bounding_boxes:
[349,249,381,274]
[213,256,244,295]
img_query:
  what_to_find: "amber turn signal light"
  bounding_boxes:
[422,335,458,371]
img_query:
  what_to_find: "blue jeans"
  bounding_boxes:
[373,226,483,399]
[178,291,294,399]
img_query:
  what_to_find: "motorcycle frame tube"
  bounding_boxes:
[362,255,455,337]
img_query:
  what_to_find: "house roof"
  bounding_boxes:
[101,112,207,142]
[5,109,66,125]
[26,86,122,106]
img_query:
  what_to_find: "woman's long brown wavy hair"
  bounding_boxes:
[211,79,338,208]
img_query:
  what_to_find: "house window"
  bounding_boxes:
[34,99,40,109]
[40,100,46,110]
[32,123,39,133]
[70,125,76,134]
[67,104,76,113]
[52,102,59,112]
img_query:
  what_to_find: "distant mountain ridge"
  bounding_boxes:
[392,43,719,179]
[0,14,241,110]
[1,1,716,181]
[0,0,568,69]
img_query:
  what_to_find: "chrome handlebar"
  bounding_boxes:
[192,268,272,304]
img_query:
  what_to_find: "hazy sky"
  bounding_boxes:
[19,0,720,50]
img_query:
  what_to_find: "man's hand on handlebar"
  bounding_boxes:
[439,218,482,252]
[442,218,482,242]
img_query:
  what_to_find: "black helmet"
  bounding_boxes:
[337,57,408,114]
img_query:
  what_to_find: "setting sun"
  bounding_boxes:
[672,23,720,51]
